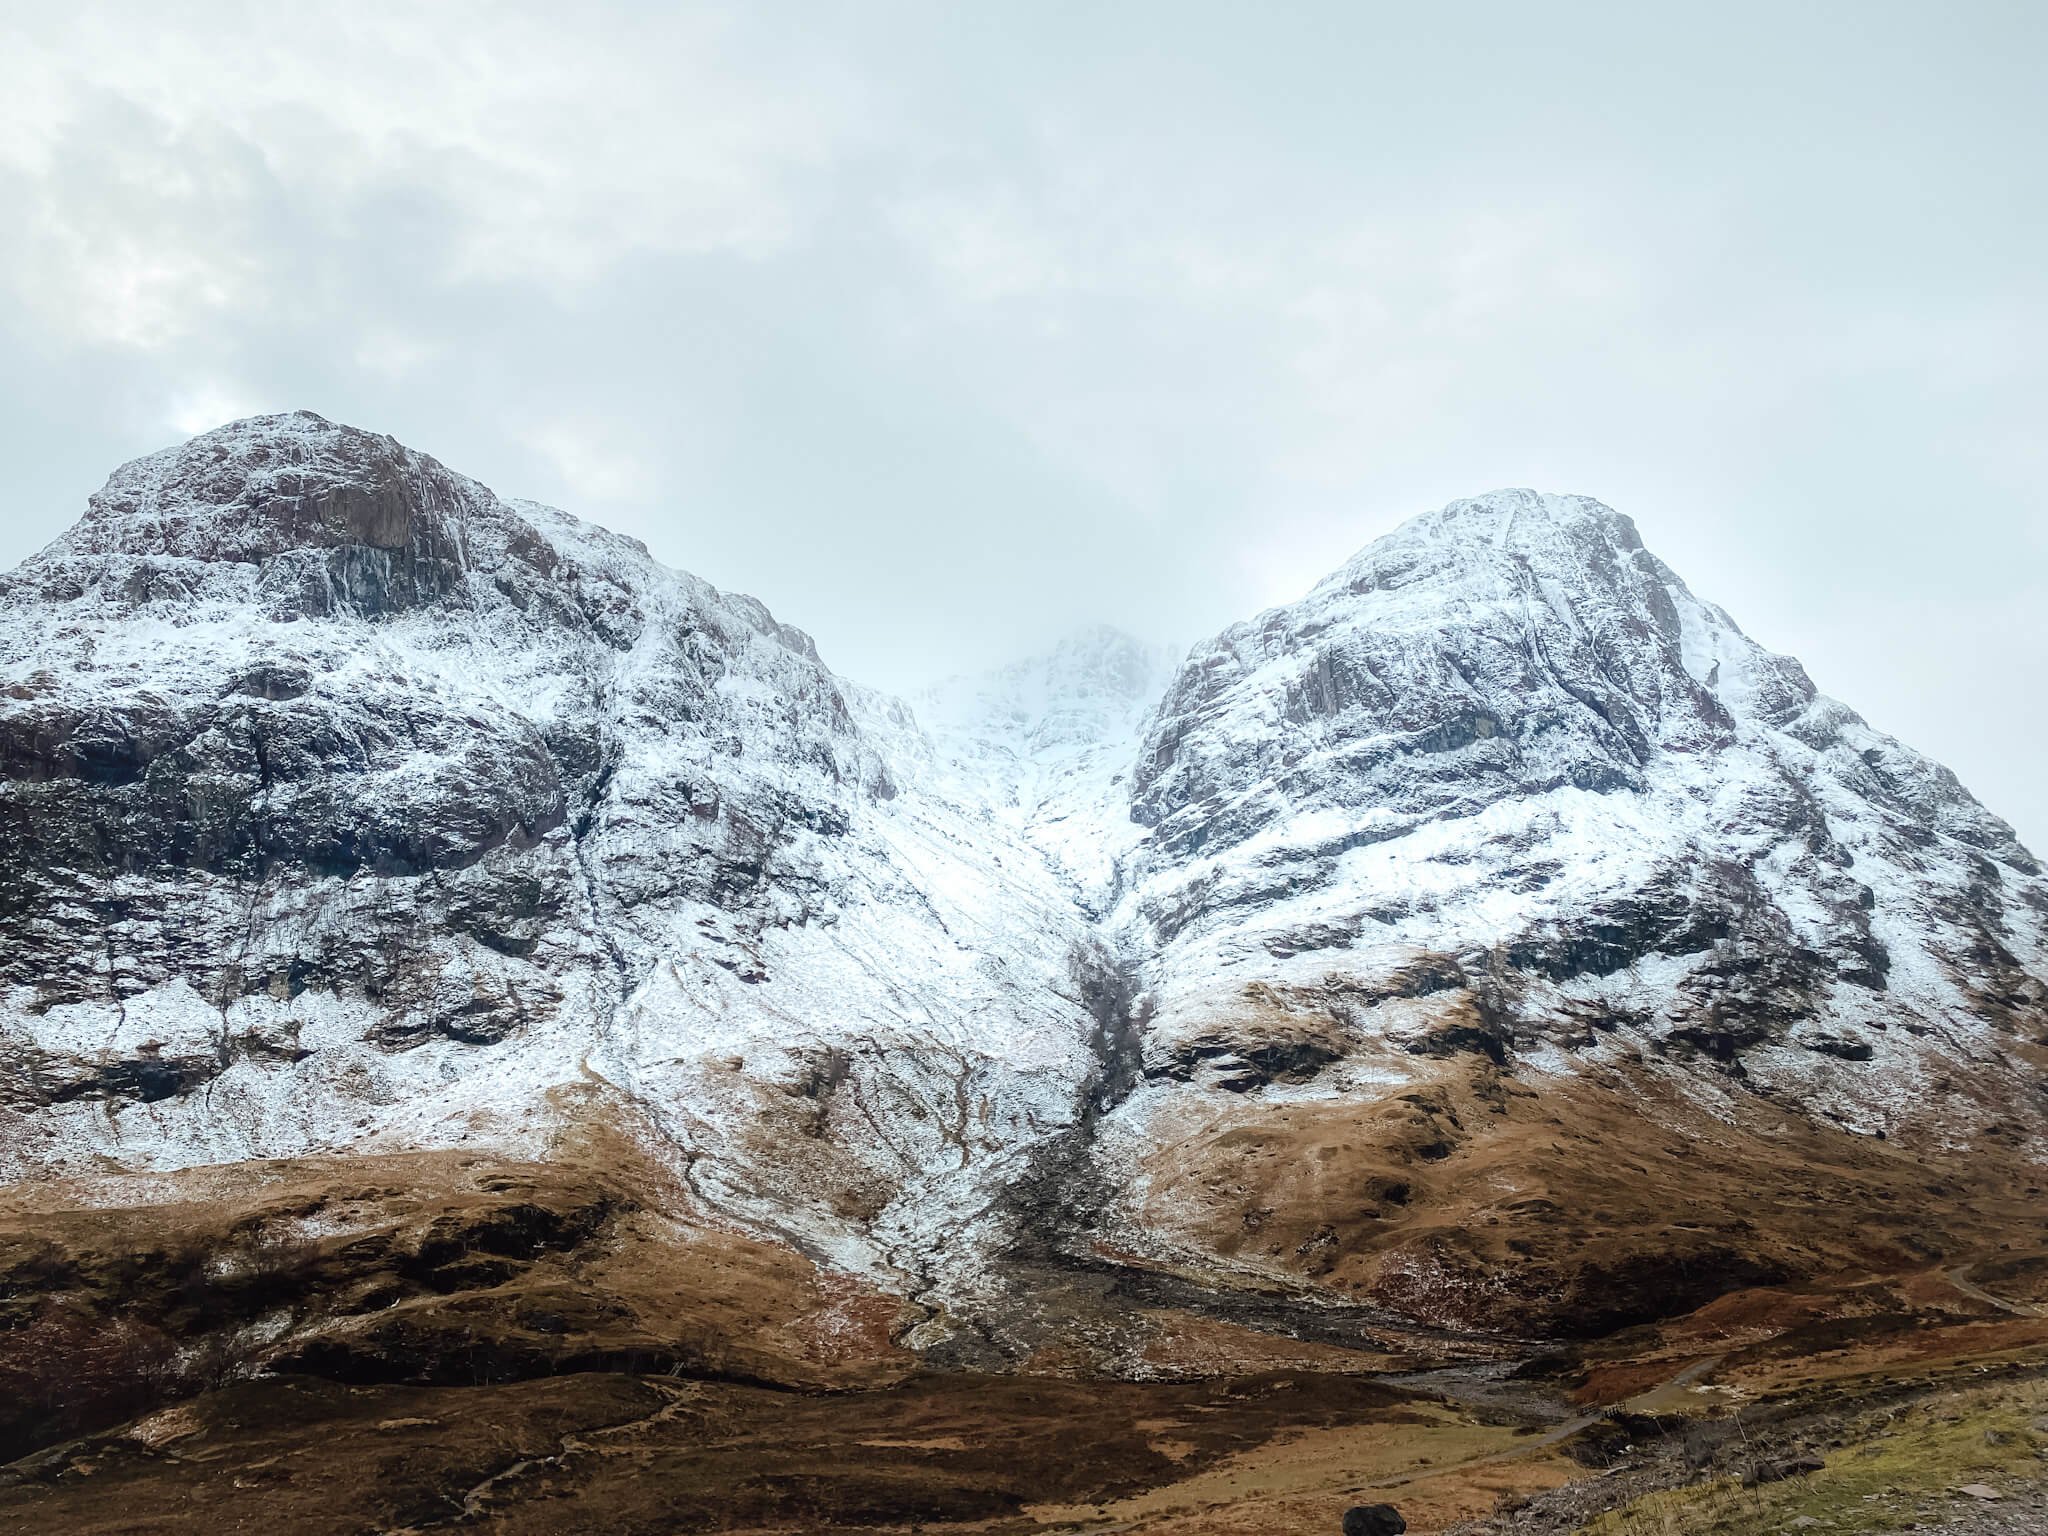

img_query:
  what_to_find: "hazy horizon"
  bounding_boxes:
[2,2,2043,851]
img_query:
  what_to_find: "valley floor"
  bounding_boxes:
[3,1332,2045,1533]
[2,1142,2046,1534]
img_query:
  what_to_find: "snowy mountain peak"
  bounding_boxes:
[916,623,1176,757]
[2,423,2044,1352]
[11,411,563,634]
[1316,488,1662,605]
[67,411,482,561]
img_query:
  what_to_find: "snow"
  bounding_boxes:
[3,427,2044,1323]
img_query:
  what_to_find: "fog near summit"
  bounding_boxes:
[0,1,2042,847]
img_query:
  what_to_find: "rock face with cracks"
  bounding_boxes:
[1114,490,2047,1114]
[2,415,2044,1352]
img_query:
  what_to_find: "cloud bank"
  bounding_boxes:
[2,1,2043,847]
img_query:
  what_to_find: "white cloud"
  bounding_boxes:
[352,331,443,380]
[0,2,866,347]
[165,383,264,439]
[0,1,2041,849]
[534,419,656,505]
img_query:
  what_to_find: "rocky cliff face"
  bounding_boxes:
[3,421,2044,1345]
[0,414,1101,1293]
[1109,491,2046,1100]
[1067,493,2048,1327]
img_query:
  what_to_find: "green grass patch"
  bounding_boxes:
[1582,1377,2048,1535]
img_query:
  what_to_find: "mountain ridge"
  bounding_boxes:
[2,413,2043,1353]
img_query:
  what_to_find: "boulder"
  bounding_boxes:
[1341,1505,1406,1536]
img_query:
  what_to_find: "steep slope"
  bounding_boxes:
[2,426,2043,1353]
[0,413,1102,1293]
[1110,489,2045,1104]
[1077,489,2048,1326]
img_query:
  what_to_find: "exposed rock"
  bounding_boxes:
[3,422,2045,1348]
[1744,1454,1827,1486]
[1342,1504,1407,1535]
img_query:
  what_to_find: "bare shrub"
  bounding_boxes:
[179,1322,274,1393]
[0,1304,179,1457]
[214,1225,323,1287]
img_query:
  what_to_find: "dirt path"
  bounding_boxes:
[387,1379,706,1533]
[1029,1353,1728,1534]
[1947,1264,2045,1318]
[1358,1352,1727,1490]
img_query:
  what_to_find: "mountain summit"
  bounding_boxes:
[2,418,2043,1350]
[1125,487,2042,1082]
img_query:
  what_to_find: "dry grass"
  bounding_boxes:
[1586,1376,2048,1535]
[3,1066,2046,1532]
[1128,1050,2048,1338]
[0,1136,919,1463]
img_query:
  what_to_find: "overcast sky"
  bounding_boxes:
[1,2,2043,849]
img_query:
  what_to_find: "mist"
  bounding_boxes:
[2,1,2042,847]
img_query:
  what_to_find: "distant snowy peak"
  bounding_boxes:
[903,625,1178,910]
[916,624,1179,762]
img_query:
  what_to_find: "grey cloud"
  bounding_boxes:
[0,0,2042,847]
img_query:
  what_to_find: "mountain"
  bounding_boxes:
[0,414,1120,1311]
[1082,490,2048,1335]
[912,624,1179,911]
[1118,489,2045,1113]
[2,417,2044,1356]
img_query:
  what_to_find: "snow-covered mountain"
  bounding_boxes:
[912,625,1178,914]
[1112,490,2046,1122]
[3,417,2043,1343]
[0,414,1103,1295]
